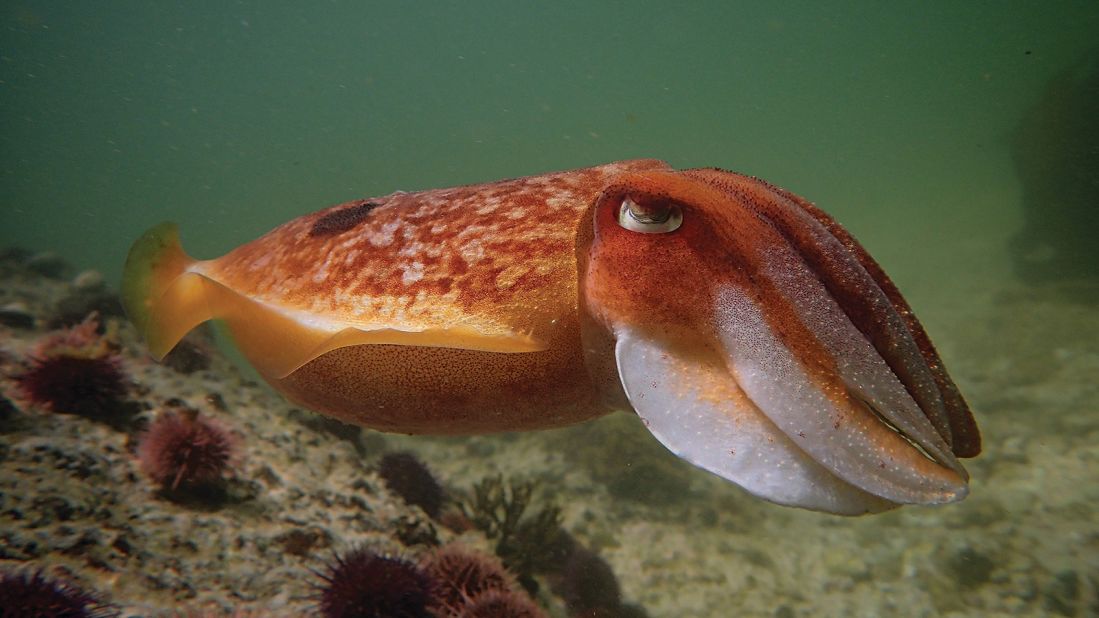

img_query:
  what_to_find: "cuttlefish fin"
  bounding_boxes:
[615,326,897,515]
[122,222,207,359]
[122,222,546,379]
[121,222,331,376]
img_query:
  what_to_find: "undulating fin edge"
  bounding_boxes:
[121,222,208,360]
[121,224,344,376]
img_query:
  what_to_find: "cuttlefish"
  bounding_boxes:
[122,159,980,515]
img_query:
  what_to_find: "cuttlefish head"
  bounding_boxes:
[577,168,981,515]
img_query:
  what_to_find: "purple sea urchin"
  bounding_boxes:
[316,547,434,618]
[15,354,128,417]
[14,313,130,420]
[459,589,547,618]
[0,569,119,618]
[137,408,238,491]
[377,452,444,518]
[419,543,515,615]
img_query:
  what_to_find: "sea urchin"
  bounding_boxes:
[15,353,128,418]
[459,588,547,618]
[14,313,131,421]
[419,543,516,615]
[316,547,434,618]
[0,569,119,618]
[377,451,445,519]
[137,408,238,491]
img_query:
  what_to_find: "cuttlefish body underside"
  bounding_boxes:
[122,159,980,515]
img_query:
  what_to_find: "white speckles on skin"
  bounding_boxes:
[475,197,503,215]
[402,262,425,286]
[495,264,529,290]
[249,253,273,271]
[398,242,424,258]
[455,223,489,263]
[413,290,434,309]
[342,249,361,267]
[369,220,401,247]
[544,196,570,209]
[311,255,335,284]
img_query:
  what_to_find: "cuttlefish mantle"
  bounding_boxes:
[122,159,981,515]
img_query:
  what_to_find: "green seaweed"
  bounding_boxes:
[458,475,570,581]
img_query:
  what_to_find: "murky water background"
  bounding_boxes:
[2,2,1097,616]
[2,2,1092,286]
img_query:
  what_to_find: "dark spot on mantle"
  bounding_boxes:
[309,200,381,237]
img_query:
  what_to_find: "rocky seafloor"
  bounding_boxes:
[0,247,1096,617]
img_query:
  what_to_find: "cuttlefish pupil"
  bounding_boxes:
[618,196,683,233]
[121,158,981,516]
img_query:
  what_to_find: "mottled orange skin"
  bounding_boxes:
[206,160,669,345]
[196,160,668,433]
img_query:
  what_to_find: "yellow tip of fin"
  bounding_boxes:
[121,222,211,359]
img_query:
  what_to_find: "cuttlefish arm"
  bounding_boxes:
[578,168,980,514]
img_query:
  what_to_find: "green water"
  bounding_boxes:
[2,1,1098,615]
[2,2,1092,289]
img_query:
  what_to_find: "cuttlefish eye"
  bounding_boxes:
[617,196,683,234]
